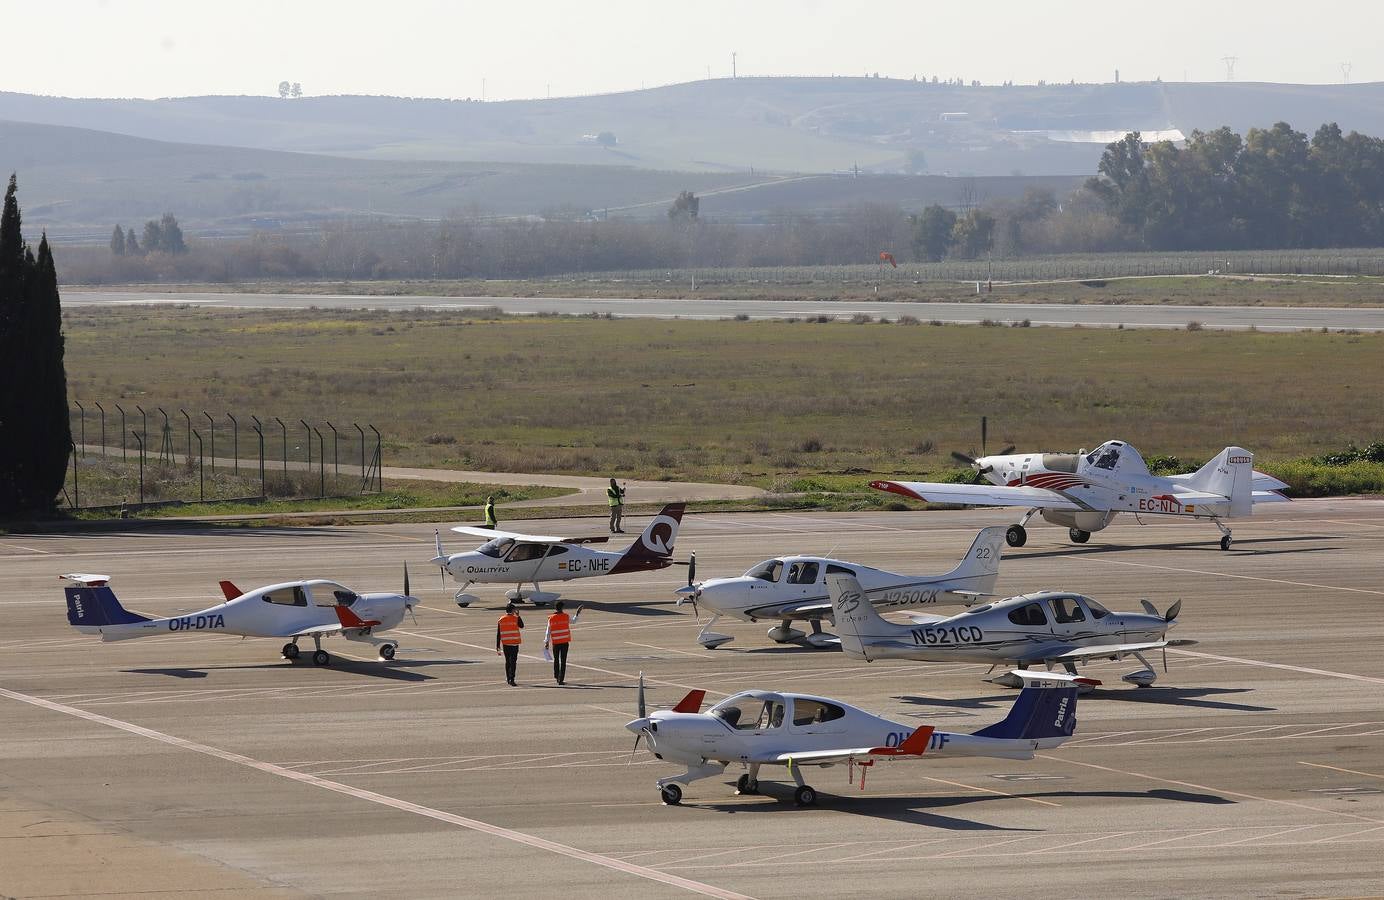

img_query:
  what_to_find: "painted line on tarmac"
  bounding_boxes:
[1299,761,1384,781]
[0,685,753,900]
[1168,648,1384,686]
[1084,556,1384,596]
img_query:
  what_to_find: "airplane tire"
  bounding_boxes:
[736,774,759,795]
[1006,525,1027,547]
[794,785,817,807]
[660,784,682,805]
[282,643,300,660]
[312,650,331,666]
[380,644,396,660]
[1069,528,1091,544]
[1220,534,1232,551]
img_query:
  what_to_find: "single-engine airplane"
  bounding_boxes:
[675,526,1006,649]
[625,674,1078,806]
[432,503,685,607]
[827,571,1190,688]
[63,570,419,665]
[872,441,1289,550]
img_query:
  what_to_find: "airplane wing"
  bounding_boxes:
[761,726,937,767]
[1252,490,1290,504]
[871,480,1087,511]
[276,607,384,639]
[771,590,984,623]
[450,525,610,545]
[1050,640,1169,661]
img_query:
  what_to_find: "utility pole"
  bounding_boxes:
[732,52,737,79]
[1221,56,1237,81]
[1341,62,1353,84]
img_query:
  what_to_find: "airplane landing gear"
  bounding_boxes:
[281,642,300,660]
[660,784,682,805]
[767,621,806,643]
[736,771,760,795]
[1069,528,1091,544]
[1215,519,1232,551]
[793,785,818,807]
[1006,524,1027,547]
[312,650,331,666]
[454,581,476,608]
[379,643,396,661]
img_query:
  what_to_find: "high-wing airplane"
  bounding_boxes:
[827,571,1189,688]
[625,674,1078,806]
[63,571,419,665]
[872,441,1289,550]
[674,526,1006,649]
[432,503,685,606]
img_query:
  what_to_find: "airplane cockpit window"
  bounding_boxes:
[786,561,820,584]
[1085,598,1112,619]
[332,590,359,607]
[1087,444,1121,470]
[1007,602,1048,626]
[746,560,784,582]
[713,697,785,730]
[310,583,357,607]
[825,563,857,577]
[477,538,514,559]
[1051,596,1086,624]
[505,542,549,563]
[262,586,307,606]
[545,545,570,557]
[792,699,846,726]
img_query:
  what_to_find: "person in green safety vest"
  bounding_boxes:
[607,478,626,533]
[484,495,498,529]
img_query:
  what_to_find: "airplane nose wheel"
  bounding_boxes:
[281,642,300,660]
[1005,524,1027,547]
[736,774,760,795]
[312,649,331,666]
[660,784,683,805]
[1069,528,1091,544]
[1220,534,1232,551]
[379,644,396,661]
[793,785,817,807]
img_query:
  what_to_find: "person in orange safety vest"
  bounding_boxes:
[496,603,525,686]
[543,601,584,685]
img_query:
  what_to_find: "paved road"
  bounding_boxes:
[5,500,1384,897]
[64,289,1384,331]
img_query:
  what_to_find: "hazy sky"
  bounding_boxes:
[15,1,1380,100]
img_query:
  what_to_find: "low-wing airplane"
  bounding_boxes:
[63,570,419,665]
[432,503,685,607]
[872,441,1290,550]
[625,674,1078,806]
[827,571,1189,688]
[675,526,1006,649]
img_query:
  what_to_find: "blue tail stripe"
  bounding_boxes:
[973,686,1078,740]
[65,586,150,627]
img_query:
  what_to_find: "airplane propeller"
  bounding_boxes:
[628,672,650,763]
[403,563,418,625]
[673,552,701,620]
[950,446,1016,478]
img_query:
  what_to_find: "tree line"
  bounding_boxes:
[109,213,187,256]
[0,176,71,515]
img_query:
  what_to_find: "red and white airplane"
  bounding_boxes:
[873,441,1288,550]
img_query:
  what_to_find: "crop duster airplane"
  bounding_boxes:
[872,441,1289,550]
[827,572,1189,688]
[675,526,1006,649]
[432,503,685,607]
[63,571,419,665]
[625,673,1078,806]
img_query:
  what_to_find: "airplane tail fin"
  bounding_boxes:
[826,572,897,661]
[611,503,685,573]
[218,580,243,601]
[937,526,1006,595]
[973,685,1078,742]
[62,575,150,633]
[1187,447,1254,516]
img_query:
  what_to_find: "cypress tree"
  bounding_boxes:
[110,225,126,256]
[125,226,139,255]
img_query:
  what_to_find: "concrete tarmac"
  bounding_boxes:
[4,499,1384,898]
[63,289,1384,331]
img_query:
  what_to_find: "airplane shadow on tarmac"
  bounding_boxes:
[893,686,1273,713]
[123,657,476,682]
[687,786,1231,826]
[1013,535,1339,560]
[462,599,684,618]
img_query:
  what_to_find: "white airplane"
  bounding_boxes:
[827,571,1190,688]
[872,440,1289,550]
[675,526,1006,649]
[432,503,685,607]
[625,674,1078,806]
[63,570,419,665]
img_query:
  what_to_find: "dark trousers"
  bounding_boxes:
[502,644,519,683]
[552,642,569,683]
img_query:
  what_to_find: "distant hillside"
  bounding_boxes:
[3,78,1382,177]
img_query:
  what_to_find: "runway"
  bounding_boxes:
[63,289,1384,331]
[4,499,1384,897]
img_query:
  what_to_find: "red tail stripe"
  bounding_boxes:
[671,689,706,713]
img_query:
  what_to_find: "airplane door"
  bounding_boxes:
[1048,595,1089,642]
[503,542,549,580]
[785,561,820,601]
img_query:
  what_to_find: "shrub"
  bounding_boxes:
[798,437,823,453]
[423,433,457,445]
[896,314,920,325]
[849,313,873,324]
[1186,321,1204,331]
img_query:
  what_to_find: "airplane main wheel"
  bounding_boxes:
[1069,528,1091,544]
[794,785,817,807]
[1220,534,1232,551]
[282,643,300,660]
[312,650,331,666]
[736,774,759,795]
[660,784,682,806]
[1006,524,1028,547]
[380,644,396,660]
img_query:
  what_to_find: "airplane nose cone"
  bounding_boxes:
[625,717,652,734]
[674,584,700,597]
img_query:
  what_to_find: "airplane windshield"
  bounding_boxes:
[1087,444,1121,470]
[310,583,357,607]
[712,697,785,730]
[745,560,784,582]
[1085,598,1111,619]
[477,538,514,558]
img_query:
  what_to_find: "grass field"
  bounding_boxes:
[61,307,1384,497]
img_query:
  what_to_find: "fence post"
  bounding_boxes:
[313,426,325,498]
[193,430,204,501]
[95,401,106,457]
[74,401,85,457]
[115,404,127,461]
[70,440,79,509]
[355,423,366,486]
[203,412,215,473]
[369,425,382,492]
[251,416,265,498]
[227,413,239,474]
[180,408,191,465]
[327,421,339,478]
[300,420,312,478]
[132,431,145,504]
[275,417,287,477]
[156,407,170,465]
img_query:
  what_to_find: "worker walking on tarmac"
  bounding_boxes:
[543,601,584,685]
[496,603,524,686]
[484,495,498,529]
[607,478,626,533]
